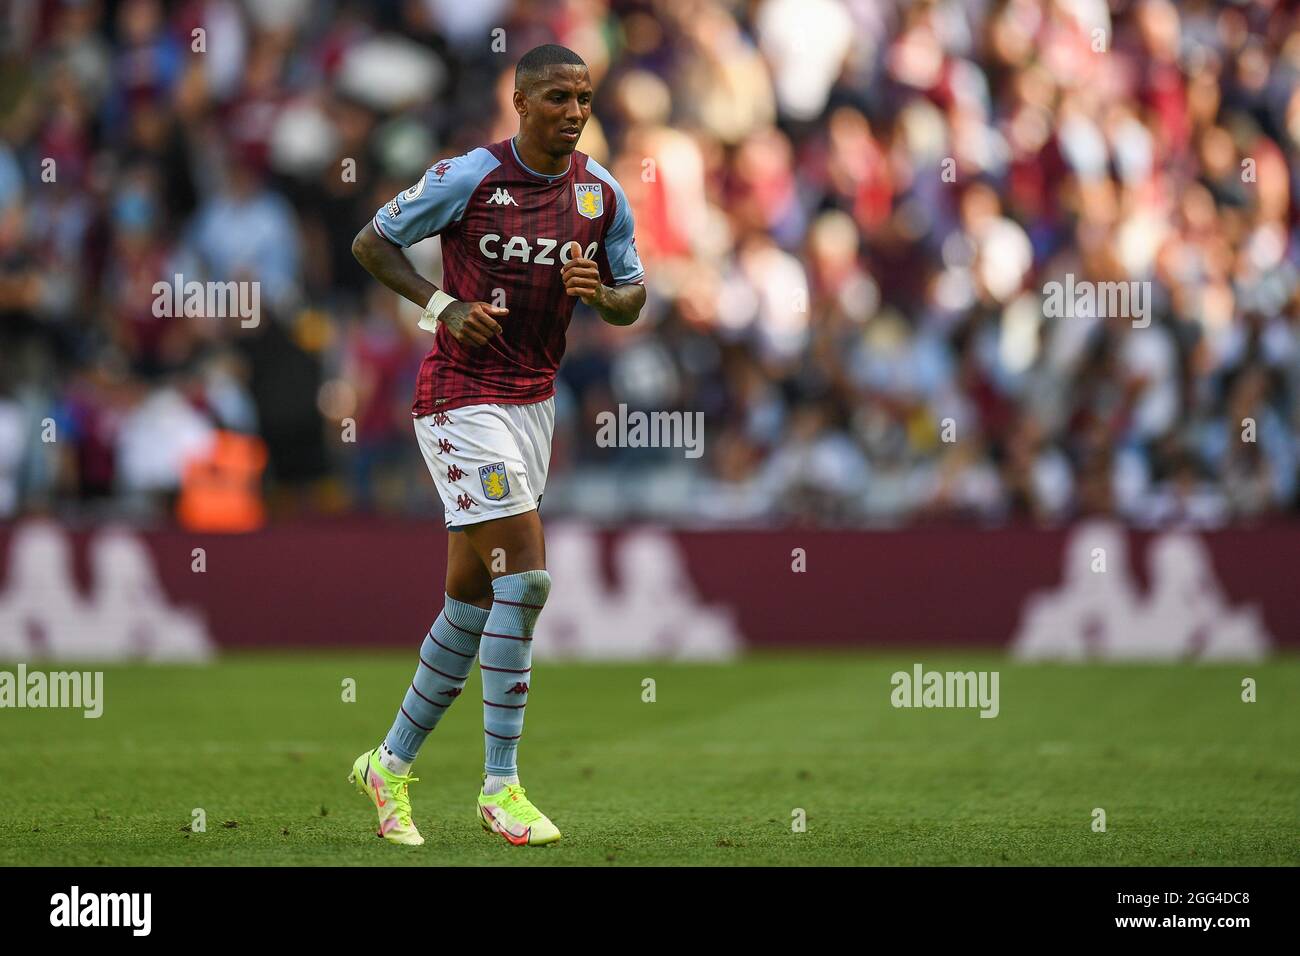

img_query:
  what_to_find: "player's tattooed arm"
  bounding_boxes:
[585,281,646,327]
[352,224,504,346]
[560,245,646,327]
[352,223,440,308]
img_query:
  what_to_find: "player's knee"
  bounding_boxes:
[494,568,551,607]
[517,568,552,606]
[446,569,493,608]
[447,587,493,610]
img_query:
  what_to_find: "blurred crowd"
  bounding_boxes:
[1,0,1298,528]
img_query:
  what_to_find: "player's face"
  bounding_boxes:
[521,66,592,156]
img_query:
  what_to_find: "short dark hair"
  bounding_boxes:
[515,44,588,90]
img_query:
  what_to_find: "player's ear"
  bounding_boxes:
[512,87,528,117]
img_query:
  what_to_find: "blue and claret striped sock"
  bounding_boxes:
[383,594,489,765]
[480,570,551,778]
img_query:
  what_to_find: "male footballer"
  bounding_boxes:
[348,44,645,846]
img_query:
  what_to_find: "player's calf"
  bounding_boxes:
[479,570,550,794]
[381,595,489,770]
[349,595,488,846]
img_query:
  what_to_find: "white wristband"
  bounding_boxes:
[418,290,458,333]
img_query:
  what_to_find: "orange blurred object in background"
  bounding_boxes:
[176,432,268,533]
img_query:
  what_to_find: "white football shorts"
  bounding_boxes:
[413,397,555,530]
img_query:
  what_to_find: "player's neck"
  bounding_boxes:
[512,133,571,177]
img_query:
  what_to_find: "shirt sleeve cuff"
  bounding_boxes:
[372,215,401,245]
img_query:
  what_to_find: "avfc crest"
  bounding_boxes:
[479,462,510,501]
[574,183,603,220]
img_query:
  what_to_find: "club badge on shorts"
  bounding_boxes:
[574,183,603,219]
[479,462,510,500]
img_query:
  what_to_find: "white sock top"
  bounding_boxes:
[483,773,520,795]
[378,742,413,776]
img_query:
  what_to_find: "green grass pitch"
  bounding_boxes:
[1,652,1296,866]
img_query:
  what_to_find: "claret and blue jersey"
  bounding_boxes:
[372,137,645,415]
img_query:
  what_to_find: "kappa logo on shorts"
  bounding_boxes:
[479,462,510,501]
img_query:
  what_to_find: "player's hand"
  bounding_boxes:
[439,300,507,347]
[561,242,604,306]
